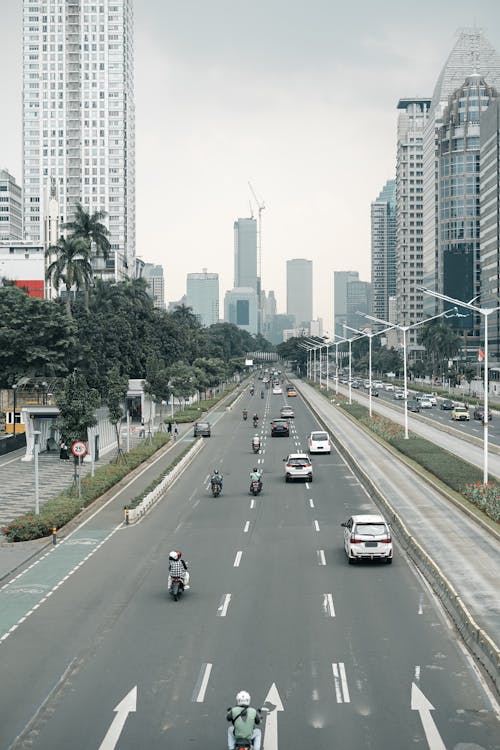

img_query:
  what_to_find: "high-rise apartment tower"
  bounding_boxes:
[286,259,312,329]
[371,179,396,322]
[0,169,23,241]
[186,271,219,327]
[22,0,135,280]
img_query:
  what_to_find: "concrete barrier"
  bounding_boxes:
[127,439,204,523]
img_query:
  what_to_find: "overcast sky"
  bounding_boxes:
[2,1,500,331]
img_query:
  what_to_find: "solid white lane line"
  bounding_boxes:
[317,549,326,566]
[418,594,424,614]
[332,663,350,703]
[243,521,250,533]
[309,498,315,508]
[314,520,320,531]
[234,551,242,567]
[323,594,336,617]
[193,663,213,702]
[250,498,255,509]
[218,594,231,617]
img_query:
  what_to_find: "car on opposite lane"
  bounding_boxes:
[270,418,290,437]
[417,397,433,409]
[284,453,313,482]
[451,405,470,421]
[308,430,331,454]
[473,405,492,421]
[341,514,393,564]
[440,399,454,410]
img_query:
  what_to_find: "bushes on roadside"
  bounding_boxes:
[2,433,170,543]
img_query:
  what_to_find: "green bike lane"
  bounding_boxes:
[0,409,230,645]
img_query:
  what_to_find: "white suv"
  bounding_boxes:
[284,453,313,482]
[341,514,393,564]
[308,430,331,454]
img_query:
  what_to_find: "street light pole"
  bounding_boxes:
[33,430,41,515]
[12,384,17,439]
[420,287,500,484]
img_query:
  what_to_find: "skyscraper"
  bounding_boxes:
[186,270,219,327]
[286,259,312,328]
[22,0,135,280]
[480,98,500,356]
[224,287,258,335]
[423,29,500,316]
[0,169,22,240]
[234,218,257,290]
[334,270,359,337]
[395,98,431,356]
[371,180,396,322]
[142,263,165,309]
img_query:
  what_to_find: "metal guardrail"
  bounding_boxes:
[294,378,500,694]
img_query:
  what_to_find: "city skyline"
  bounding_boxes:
[3,3,500,332]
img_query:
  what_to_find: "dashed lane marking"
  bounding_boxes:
[323,594,336,617]
[332,663,350,703]
[317,550,326,566]
[234,551,242,567]
[192,663,213,702]
[217,594,231,617]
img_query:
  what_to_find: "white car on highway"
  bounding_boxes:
[308,430,332,454]
[272,385,283,395]
[341,514,393,564]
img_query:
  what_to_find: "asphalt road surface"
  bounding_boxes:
[0,387,498,749]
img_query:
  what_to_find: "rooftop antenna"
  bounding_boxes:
[248,182,266,335]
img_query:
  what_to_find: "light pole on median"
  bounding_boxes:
[420,287,500,484]
[360,308,459,439]
[33,430,41,515]
[344,323,396,418]
[330,334,347,395]
[342,325,365,405]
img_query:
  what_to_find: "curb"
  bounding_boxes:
[294,380,500,693]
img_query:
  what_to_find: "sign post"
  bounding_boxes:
[71,441,88,499]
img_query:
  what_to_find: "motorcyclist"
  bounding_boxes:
[252,413,259,426]
[249,467,262,493]
[210,469,223,491]
[227,691,262,750]
[242,409,248,420]
[251,434,260,452]
[167,550,190,590]
[260,390,264,398]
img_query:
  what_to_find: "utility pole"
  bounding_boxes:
[248,182,265,336]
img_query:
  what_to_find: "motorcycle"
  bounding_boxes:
[252,443,260,454]
[250,480,261,496]
[243,411,248,421]
[260,391,264,398]
[234,740,254,750]
[211,481,222,497]
[253,418,258,428]
[250,388,254,396]
[169,577,184,601]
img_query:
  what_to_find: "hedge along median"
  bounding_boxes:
[313,386,500,526]
[166,384,238,424]
[3,433,171,543]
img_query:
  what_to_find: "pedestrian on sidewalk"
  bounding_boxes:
[173,422,178,441]
[167,421,172,436]
[59,441,69,460]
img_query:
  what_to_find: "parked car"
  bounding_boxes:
[473,406,492,421]
[440,399,454,410]
[341,514,393,564]
[193,421,211,437]
[284,453,313,482]
[451,406,470,421]
[308,430,331,454]
[280,406,295,418]
[271,418,290,437]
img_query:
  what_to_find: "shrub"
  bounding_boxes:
[461,482,500,522]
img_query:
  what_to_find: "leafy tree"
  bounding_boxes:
[105,365,128,456]
[418,320,462,376]
[55,370,100,443]
[276,337,308,373]
[63,203,111,260]
[193,357,227,396]
[46,236,93,317]
[0,287,75,386]
[167,362,198,408]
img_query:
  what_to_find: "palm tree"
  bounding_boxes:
[46,236,93,317]
[63,204,111,260]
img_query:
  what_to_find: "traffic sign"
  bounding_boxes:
[71,440,87,458]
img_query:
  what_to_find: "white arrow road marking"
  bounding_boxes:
[262,683,284,750]
[217,594,231,617]
[234,551,242,567]
[332,663,350,703]
[192,663,212,702]
[98,686,137,750]
[411,683,446,750]
[322,594,336,617]
[317,549,326,566]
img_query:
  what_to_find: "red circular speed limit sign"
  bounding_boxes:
[71,440,87,458]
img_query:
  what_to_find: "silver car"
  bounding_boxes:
[341,514,393,564]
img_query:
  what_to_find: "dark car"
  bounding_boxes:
[473,406,492,421]
[370,388,379,397]
[193,421,211,437]
[270,418,290,437]
[407,400,420,413]
[440,399,454,410]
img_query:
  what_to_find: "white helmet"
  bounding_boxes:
[236,691,251,706]
[169,550,178,560]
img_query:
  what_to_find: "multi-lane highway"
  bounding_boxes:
[0,384,498,749]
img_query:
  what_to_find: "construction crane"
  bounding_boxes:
[248,182,266,335]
